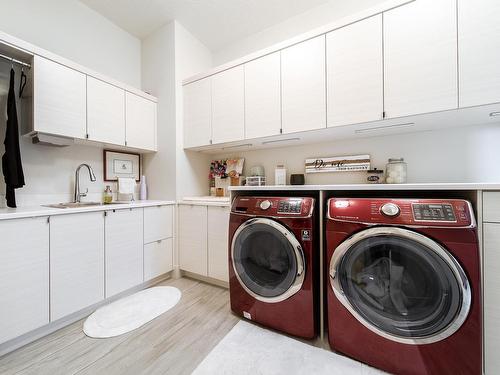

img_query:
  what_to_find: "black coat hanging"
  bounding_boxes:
[2,68,25,207]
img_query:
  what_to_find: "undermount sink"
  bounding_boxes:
[43,202,103,209]
[43,201,124,209]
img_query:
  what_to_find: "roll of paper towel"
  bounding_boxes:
[118,177,135,195]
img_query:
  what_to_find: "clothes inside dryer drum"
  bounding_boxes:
[337,235,462,339]
[233,222,298,298]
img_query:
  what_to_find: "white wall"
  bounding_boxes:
[174,22,213,200]
[0,1,142,207]
[213,0,387,65]
[141,21,213,202]
[214,124,500,185]
[141,22,177,200]
[0,0,141,86]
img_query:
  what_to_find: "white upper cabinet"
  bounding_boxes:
[105,208,144,298]
[211,66,245,144]
[281,35,326,134]
[0,217,49,344]
[383,0,458,118]
[125,92,157,151]
[33,56,87,139]
[327,15,383,127]
[87,77,125,145]
[244,52,282,139]
[183,78,212,148]
[458,0,500,107]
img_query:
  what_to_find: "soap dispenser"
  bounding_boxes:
[103,185,113,204]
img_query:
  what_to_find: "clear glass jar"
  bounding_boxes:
[385,158,407,184]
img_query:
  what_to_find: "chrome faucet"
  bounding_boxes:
[74,163,97,203]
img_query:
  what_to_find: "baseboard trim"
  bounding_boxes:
[181,270,229,289]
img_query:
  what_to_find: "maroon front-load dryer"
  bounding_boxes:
[326,198,481,375]
[229,196,317,339]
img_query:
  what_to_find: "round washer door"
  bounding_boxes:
[231,218,305,303]
[329,226,472,345]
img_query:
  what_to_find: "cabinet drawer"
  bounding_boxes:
[484,192,500,222]
[144,238,173,281]
[144,205,173,243]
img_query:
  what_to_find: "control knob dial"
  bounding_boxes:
[260,200,272,210]
[381,203,400,217]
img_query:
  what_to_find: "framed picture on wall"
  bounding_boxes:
[104,150,141,182]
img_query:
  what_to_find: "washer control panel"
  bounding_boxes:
[412,203,456,222]
[328,198,473,227]
[278,199,302,214]
[232,197,314,217]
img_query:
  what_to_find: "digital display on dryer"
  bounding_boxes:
[278,200,302,214]
[412,204,456,222]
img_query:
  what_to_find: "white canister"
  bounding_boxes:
[385,158,407,184]
[275,165,287,186]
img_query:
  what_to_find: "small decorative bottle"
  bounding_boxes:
[140,175,147,200]
[103,186,113,204]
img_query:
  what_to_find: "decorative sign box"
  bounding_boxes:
[305,154,371,173]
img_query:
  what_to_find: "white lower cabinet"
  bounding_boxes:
[484,222,500,374]
[144,239,173,281]
[179,204,229,282]
[50,212,105,321]
[207,206,230,282]
[105,208,144,298]
[179,205,208,276]
[0,217,49,344]
[0,203,175,348]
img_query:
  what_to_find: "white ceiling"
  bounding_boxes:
[79,0,331,51]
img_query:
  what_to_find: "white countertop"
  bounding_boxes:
[229,182,500,191]
[0,200,175,221]
[179,196,231,206]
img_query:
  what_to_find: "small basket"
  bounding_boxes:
[246,176,266,186]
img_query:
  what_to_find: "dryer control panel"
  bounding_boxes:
[328,198,474,227]
[232,197,314,217]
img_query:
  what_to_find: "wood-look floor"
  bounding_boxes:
[0,277,239,375]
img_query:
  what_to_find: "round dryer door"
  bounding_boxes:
[231,218,305,303]
[329,227,471,345]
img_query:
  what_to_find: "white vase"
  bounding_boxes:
[140,176,147,200]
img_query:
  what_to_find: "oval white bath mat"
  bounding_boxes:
[83,286,181,338]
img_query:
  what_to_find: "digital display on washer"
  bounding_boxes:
[412,203,456,222]
[278,200,302,214]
